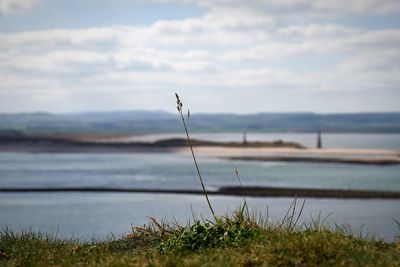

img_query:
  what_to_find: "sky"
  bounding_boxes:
[0,0,400,114]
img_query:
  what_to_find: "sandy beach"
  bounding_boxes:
[174,146,400,165]
[179,146,399,157]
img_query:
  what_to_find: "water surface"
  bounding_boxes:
[1,133,399,241]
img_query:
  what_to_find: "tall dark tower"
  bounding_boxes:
[243,131,247,145]
[317,129,322,149]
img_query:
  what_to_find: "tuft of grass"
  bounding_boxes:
[0,227,78,266]
[1,210,400,266]
[158,208,261,253]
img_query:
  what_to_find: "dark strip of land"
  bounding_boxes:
[225,156,400,165]
[0,136,303,150]
[219,186,400,198]
[1,186,399,199]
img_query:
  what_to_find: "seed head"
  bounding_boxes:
[175,93,183,111]
[177,101,183,111]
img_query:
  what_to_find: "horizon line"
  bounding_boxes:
[1,110,400,116]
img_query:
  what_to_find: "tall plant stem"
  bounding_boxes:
[234,167,249,217]
[178,110,217,221]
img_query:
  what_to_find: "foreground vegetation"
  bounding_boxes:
[1,209,399,267]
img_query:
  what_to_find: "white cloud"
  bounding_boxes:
[0,50,111,72]
[195,0,400,16]
[348,30,400,47]
[340,49,400,72]
[277,24,359,39]
[0,0,41,15]
[0,72,46,88]
[0,0,399,112]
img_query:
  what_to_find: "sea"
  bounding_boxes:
[0,133,399,241]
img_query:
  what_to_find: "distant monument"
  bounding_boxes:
[317,129,322,149]
[243,131,247,145]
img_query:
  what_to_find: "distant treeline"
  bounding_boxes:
[0,111,399,134]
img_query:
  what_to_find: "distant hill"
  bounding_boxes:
[0,111,399,134]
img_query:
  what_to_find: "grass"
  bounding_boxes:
[175,92,217,221]
[1,208,399,266]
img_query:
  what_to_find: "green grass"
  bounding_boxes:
[1,208,399,267]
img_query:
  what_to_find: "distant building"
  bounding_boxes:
[243,131,247,145]
[317,129,322,149]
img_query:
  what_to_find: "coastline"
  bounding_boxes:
[176,146,400,165]
[0,135,399,165]
[1,185,400,199]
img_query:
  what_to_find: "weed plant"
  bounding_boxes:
[158,207,261,253]
[175,93,217,221]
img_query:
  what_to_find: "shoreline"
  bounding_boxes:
[224,155,400,165]
[1,186,400,199]
[1,146,399,165]
[0,135,399,165]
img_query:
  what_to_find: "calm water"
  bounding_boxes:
[1,153,399,191]
[0,133,399,241]
[1,193,399,241]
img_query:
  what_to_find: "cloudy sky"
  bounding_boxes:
[1,0,399,114]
